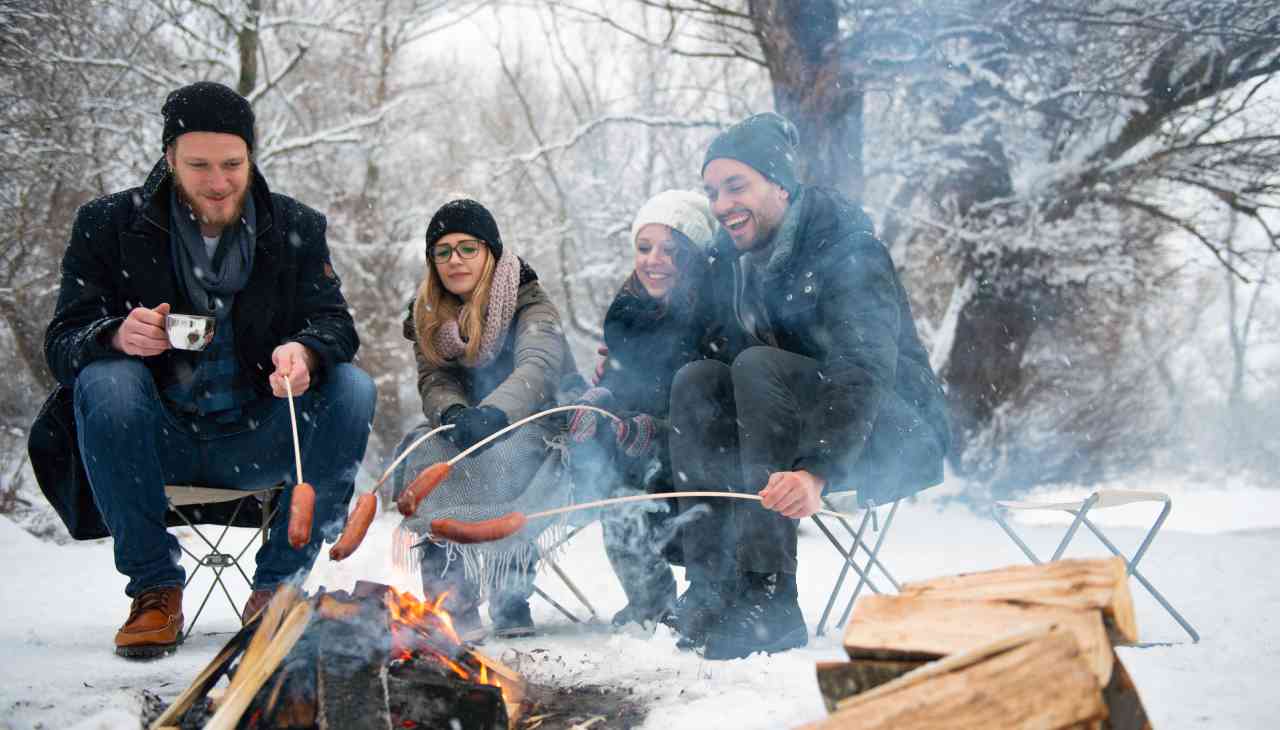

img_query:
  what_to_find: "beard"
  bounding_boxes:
[173,175,249,232]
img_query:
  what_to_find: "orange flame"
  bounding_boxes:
[385,587,521,716]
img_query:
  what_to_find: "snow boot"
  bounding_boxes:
[115,585,184,659]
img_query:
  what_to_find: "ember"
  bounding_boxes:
[150,582,525,730]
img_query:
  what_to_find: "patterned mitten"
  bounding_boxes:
[613,413,657,459]
[569,386,614,444]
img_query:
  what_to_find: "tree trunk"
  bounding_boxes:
[237,0,262,97]
[750,0,864,200]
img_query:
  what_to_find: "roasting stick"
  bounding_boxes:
[329,424,457,561]
[397,405,618,517]
[426,491,855,544]
[282,377,315,549]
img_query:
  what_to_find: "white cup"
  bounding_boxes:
[165,313,216,351]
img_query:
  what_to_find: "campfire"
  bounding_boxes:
[150,581,525,730]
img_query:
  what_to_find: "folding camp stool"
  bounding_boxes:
[165,485,281,638]
[531,522,601,624]
[811,494,903,636]
[992,489,1199,642]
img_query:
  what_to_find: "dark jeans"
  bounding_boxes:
[669,347,823,579]
[74,358,376,597]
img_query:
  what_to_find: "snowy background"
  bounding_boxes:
[3,471,1278,729]
[2,2,1279,728]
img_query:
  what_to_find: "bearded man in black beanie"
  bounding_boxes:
[30,81,376,658]
[667,112,951,659]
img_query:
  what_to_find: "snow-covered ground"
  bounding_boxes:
[1,477,1277,730]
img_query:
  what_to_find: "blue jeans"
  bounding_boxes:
[74,358,376,597]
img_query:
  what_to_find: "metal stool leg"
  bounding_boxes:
[814,510,877,637]
[836,500,900,628]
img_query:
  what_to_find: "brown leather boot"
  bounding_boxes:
[241,587,274,625]
[114,586,184,659]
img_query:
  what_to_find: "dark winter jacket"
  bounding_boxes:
[404,260,579,427]
[598,279,706,420]
[696,185,950,503]
[29,158,358,539]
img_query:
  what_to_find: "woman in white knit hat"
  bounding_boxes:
[567,189,717,632]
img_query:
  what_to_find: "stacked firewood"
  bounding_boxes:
[802,558,1151,730]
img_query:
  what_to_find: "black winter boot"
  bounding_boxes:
[673,575,736,650]
[703,572,807,660]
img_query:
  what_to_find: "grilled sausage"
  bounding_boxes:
[396,462,452,516]
[429,512,528,544]
[329,492,377,561]
[287,482,315,549]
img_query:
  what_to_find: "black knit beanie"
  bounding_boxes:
[425,198,503,261]
[161,81,255,151]
[701,112,800,194]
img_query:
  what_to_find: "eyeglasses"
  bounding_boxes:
[430,239,485,263]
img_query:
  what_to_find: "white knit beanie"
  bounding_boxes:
[629,189,717,250]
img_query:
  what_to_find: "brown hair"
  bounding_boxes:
[412,245,498,367]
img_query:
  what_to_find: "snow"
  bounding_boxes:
[1,478,1277,729]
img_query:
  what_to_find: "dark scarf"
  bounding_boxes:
[169,187,256,316]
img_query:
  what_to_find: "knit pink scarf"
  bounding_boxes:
[434,252,521,367]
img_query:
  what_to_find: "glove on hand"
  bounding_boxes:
[612,413,657,459]
[442,404,510,453]
[568,386,614,444]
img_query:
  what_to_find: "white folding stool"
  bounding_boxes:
[165,484,280,638]
[992,489,1199,642]
[811,493,902,636]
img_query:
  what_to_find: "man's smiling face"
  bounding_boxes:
[703,158,790,252]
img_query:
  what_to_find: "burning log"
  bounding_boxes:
[156,582,525,730]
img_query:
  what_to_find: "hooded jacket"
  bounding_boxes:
[697,186,950,502]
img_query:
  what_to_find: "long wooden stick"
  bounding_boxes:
[418,491,856,547]
[372,423,454,491]
[448,404,618,465]
[523,490,854,522]
[283,378,304,484]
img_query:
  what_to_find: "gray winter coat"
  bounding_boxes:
[404,261,578,426]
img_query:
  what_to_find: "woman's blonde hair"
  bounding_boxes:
[413,245,498,367]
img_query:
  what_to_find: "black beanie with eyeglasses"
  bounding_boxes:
[425,198,503,260]
[702,112,801,194]
[161,81,256,151]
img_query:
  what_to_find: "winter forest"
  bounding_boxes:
[4,0,1278,531]
[2,1,1280,728]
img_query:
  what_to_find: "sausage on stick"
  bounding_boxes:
[282,377,313,550]
[327,424,456,561]
[424,492,856,545]
[398,404,619,519]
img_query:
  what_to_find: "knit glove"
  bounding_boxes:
[442,404,510,454]
[568,386,614,444]
[612,413,657,459]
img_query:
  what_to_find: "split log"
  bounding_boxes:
[148,610,263,729]
[205,601,314,730]
[896,557,1138,644]
[804,628,1107,729]
[386,673,509,730]
[844,595,1114,686]
[815,660,919,713]
[1102,652,1152,730]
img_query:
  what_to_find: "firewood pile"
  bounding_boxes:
[149,582,524,730]
[801,558,1152,730]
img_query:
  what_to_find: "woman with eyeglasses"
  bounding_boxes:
[390,198,577,640]
[566,189,716,634]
